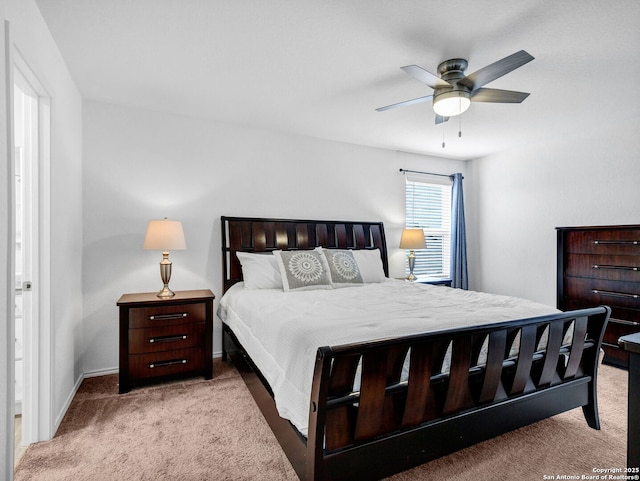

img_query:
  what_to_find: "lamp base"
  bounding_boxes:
[157,252,175,297]
[406,250,417,282]
[156,285,176,298]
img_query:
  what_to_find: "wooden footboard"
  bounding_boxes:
[306,306,610,481]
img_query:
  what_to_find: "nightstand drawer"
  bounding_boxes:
[128,322,204,354]
[128,348,204,380]
[129,302,206,329]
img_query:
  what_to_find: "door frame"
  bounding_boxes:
[12,47,53,446]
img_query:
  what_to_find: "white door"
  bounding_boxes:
[13,55,52,446]
[13,69,38,447]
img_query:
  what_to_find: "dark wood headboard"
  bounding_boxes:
[221,216,388,293]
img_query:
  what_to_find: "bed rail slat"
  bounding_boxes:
[564,316,588,379]
[442,337,474,415]
[386,345,409,384]
[353,225,366,248]
[228,222,243,280]
[296,224,309,249]
[478,330,508,403]
[316,224,328,247]
[508,325,537,395]
[335,224,348,248]
[325,408,354,451]
[241,222,252,249]
[537,321,564,386]
[253,222,267,251]
[329,353,361,396]
[401,343,437,427]
[354,351,388,442]
[275,223,288,249]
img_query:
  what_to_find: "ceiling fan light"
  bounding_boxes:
[433,92,471,117]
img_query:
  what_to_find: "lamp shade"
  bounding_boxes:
[399,228,426,250]
[143,218,187,251]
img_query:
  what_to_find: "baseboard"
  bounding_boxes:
[83,367,119,378]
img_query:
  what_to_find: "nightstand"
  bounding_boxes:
[116,289,214,393]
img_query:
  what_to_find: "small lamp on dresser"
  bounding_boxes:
[143,217,187,297]
[400,228,426,281]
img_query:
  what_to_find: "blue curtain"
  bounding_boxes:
[450,173,468,289]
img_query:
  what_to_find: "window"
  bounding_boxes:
[405,176,452,278]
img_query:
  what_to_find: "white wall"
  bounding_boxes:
[1,0,83,468]
[82,100,469,373]
[469,120,640,307]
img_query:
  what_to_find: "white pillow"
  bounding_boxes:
[235,252,282,289]
[320,249,364,288]
[273,249,333,291]
[352,249,387,283]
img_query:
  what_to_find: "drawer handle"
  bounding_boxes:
[592,264,640,271]
[148,335,188,343]
[609,317,640,326]
[593,240,640,246]
[149,359,188,369]
[149,313,188,321]
[592,289,639,300]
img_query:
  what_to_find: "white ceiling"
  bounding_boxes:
[34,0,640,160]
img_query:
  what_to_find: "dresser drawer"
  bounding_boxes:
[601,320,640,367]
[129,302,206,329]
[565,253,640,282]
[128,322,204,354]
[563,276,640,310]
[603,318,640,345]
[128,348,205,380]
[564,230,640,255]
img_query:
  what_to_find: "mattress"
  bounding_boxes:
[218,279,558,436]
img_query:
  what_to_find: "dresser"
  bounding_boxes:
[557,225,640,368]
[117,289,214,393]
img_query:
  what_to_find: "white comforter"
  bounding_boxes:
[218,279,558,436]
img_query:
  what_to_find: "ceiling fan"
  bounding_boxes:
[376,50,534,124]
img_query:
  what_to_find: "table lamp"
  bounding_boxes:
[143,218,187,297]
[400,228,426,281]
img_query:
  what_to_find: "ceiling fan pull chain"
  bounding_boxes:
[458,107,462,138]
[442,121,446,148]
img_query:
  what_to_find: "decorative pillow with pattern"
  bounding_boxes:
[273,249,333,291]
[321,249,364,288]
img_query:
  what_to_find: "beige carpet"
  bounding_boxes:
[14,361,628,481]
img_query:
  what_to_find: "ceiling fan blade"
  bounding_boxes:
[375,95,433,112]
[471,88,530,103]
[401,65,451,89]
[435,114,449,124]
[458,50,534,90]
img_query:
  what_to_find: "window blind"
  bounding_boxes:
[405,177,452,278]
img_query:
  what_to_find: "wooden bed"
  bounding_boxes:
[220,216,611,481]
